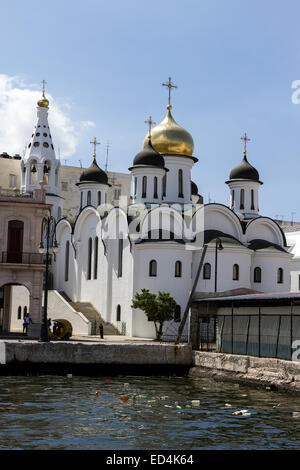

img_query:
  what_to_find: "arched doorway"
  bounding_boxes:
[7,220,24,263]
[0,283,30,334]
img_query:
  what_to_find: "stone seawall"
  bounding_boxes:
[190,351,300,393]
[0,341,192,376]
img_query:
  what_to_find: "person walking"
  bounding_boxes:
[23,313,32,335]
[99,323,104,339]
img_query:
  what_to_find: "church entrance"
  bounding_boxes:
[7,220,24,263]
[0,284,30,335]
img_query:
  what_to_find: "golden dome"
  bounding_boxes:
[37,91,49,108]
[143,107,194,157]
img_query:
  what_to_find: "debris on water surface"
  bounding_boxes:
[292,412,300,418]
[232,409,251,416]
[120,395,129,402]
[225,403,232,408]
[66,374,72,378]
[191,400,200,407]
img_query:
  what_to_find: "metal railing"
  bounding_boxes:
[1,252,45,264]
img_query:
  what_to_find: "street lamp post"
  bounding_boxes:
[39,216,59,342]
[214,238,223,293]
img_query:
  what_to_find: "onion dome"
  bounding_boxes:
[37,91,49,108]
[129,139,166,170]
[142,109,194,157]
[229,155,260,182]
[191,180,198,195]
[79,159,108,185]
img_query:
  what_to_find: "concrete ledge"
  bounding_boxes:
[0,341,192,375]
[190,351,300,393]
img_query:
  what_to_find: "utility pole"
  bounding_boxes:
[105,141,111,172]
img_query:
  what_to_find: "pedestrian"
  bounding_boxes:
[99,323,104,339]
[23,313,32,335]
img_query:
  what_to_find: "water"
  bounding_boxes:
[0,375,300,450]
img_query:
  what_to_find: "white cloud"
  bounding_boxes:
[0,74,95,158]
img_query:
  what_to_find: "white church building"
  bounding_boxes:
[2,82,297,339]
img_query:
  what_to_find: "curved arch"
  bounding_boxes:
[56,218,73,241]
[73,206,102,241]
[103,208,129,240]
[140,206,188,239]
[246,217,286,247]
[203,203,244,241]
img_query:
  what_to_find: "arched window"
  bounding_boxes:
[203,263,211,280]
[277,268,284,284]
[251,189,255,210]
[87,237,92,280]
[254,267,262,283]
[87,191,91,206]
[65,241,70,282]
[154,176,158,199]
[149,260,157,277]
[17,306,22,320]
[162,174,166,197]
[98,191,101,206]
[178,169,183,198]
[231,190,235,209]
[116,305,121,322]
[240,189,244,209]
[23,306,27,318]
[7,220,24,263]
[240,189,245,209]
[94,237,98,279]
[134,177,137,196]
[142,176,147,198]
[174,305,181,323]
[175,260,182,277]
[118,236,123,278]
[233,264,239,281]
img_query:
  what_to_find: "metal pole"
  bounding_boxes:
[258,307,261,358]
[40,218,49,342]
[231,301,234,353]
[175,244,208,344]
[214,240,218,293]
[291,300,293,361]
[246,315,251,355]
[276,315,281,359]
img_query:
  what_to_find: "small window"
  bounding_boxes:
[94,237,98,279]
[162,174,166,197]
[33,142,40,147]
[240,189,244,209]
[9,174,17,188]
[277,268,283,284]
[118,237,123,278]
[178,169,183,198]
[149,260,157,277]
[251,189,255,210]
[203,263,211,280]
[231,190,235,209]
[142,176,147,198]
[114,188,121,200]
[61,182,68,191]
[116,305,121,322]
[154,176,158,199]
[17,306,22,320]
[28,143,31,148]
[65,241,70,282]
[43,133,48,137]
[174,305,181,323]
[87,191,91,205]
[298,274,300,291]
[134,177,137,196]
[98,191,101,205]
[36,132,40,136]
[43,142,49,148]
[175,260,182,277]
[80,192,83,209]
[233,264,239,281]
[23,306,27,318]
[254,267,261,283]
[87,237,92,280]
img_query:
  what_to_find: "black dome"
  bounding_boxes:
[191,180,198,195]
[229,155,259,182]
[79,160,108,185]
[131,139,165,169]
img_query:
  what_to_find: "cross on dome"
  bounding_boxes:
[241,132,251,156]
[144,116,156,139]
[162,77,177,110]
[90,137,101,160]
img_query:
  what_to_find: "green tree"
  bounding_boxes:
[131,289,177,340]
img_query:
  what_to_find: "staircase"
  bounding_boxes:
[59,293,120,336]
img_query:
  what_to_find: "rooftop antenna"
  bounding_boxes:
[78,159,82,168]
[208,192,211,203]
[105,141,111,172]
[64,159,67,165]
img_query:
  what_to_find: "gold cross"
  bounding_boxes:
[241,132,251,156]
[41,79,47,97]
[162,77,177,110]
[90,137,101,160]
[144,116,156,138]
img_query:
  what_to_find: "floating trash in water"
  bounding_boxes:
[120,395,129,402]
[147,400,156,405]
[164,405,172,408]
[160,396,169,400]
[136,395,148,399]
[292,412,300,418]
[241,394,247,397]
[176,405,182,409]
[225,403,232,408]
[273,404,281,409]
[105,379,111,382]
[66,374,72,378]
[232,409,250,416]
[95,391,99,395]
[124,383,130,387]
[185,405,191,408]
[191,400,200,407]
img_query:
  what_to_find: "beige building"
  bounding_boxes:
[0,153,132,222]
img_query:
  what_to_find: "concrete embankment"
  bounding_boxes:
[189,351,300,393]
[0,340,192,376]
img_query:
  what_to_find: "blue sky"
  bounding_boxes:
[1,0,300,220]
